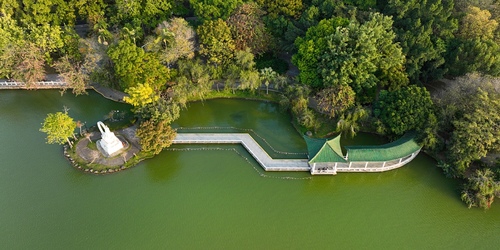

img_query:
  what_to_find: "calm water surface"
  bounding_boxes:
[0,90,499,249]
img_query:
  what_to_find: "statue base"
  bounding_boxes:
[97,137,125,157]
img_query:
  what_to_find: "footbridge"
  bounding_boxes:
[172,133,310,172]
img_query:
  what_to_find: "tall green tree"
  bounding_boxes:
[256,0,303,18]
[112,0,172,28]
[27,23,65,61]
[74,0,107,26]
[108,39,146,89]
[173,59,212,106]
[134,98,181,124]
[108,39,170,90]
[136,119,177,155]
[17,0,76,26]
[293,17,349,88]
[319,13,408,100]
[375,85,437,147]
[445,38,500,77]
[294,13,408,102]
[190,0,242,20]
[445,6,500,77]
[336,105,368,138]
[197,19,236,67]
[0,12,24,78]
[40,111,77,148]
[459,6,498,40]
[378,0,458,82]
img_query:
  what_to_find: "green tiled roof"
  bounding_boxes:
[307,134,346,163]
[345,132,421,162]
[304,136,326,159]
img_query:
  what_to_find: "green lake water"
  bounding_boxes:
[0,90,499,249]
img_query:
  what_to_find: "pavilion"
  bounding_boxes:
[306,132,422,175]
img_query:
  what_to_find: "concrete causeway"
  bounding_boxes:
[173,133,310,172]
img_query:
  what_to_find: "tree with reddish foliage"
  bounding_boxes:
[227,3,271,55]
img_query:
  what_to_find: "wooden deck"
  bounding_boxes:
[173,133,310,172]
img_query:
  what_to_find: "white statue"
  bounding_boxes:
[97,121,124,157]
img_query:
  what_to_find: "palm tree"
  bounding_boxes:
[336,106,368,138]
[259,67,277,94]
[274,74,288,90]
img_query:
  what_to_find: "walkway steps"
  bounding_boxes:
[173,133,310,172]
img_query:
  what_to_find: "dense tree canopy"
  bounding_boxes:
[145,18,196,66]
[136,119,177,155]
[293,17,349,88]
[316,84,356,119]
[190,0,242,20]
[448,89,500,174]
[434,74,500,178]
[227,3,271,55]
[294,13,407,102]
[111,0,172,28]
[197,19,236,67]
[459,6,498,40]
[108,39,170,90]
[375,85,437,147]
[445,38,500,77]
[256,0,303,18]
[378,0,458,82]
[3,0,499,210]
[53,55,89,96]
[461,169,500,209]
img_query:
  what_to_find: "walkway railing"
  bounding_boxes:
[173,133,310,172]
[0,80,68,89]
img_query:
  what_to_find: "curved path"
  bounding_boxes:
[173,133,310,172]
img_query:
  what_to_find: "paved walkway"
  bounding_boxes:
[91,84,127,103]
[173,133,310,171]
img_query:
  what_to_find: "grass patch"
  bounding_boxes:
[86,141,98,150]
[192,89,282,103]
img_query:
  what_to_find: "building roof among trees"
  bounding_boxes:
[345,132,421,162]
[306,134,346,163]
[306,132,421,163]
